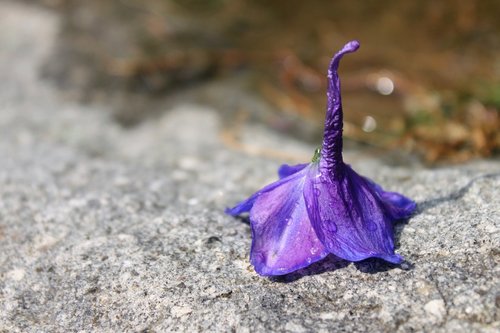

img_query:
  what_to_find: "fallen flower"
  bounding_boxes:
[226,40,416,276]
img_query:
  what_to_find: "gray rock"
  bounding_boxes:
[0,2,498,332]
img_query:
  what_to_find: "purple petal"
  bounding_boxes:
[248,166,328,276]
[321,40,360,175]
[365,178,416,220]
[226,165,308,216]
[226,40,416,276]
[305,163,403,264]
[225,195,257,216]
[278,163,308,179]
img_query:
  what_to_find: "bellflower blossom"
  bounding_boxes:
[226,40,416,276]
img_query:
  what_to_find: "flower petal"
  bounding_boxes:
[305,164,403,264]
[365,178,416,220]
[225,195,257,216]
[226,40,416,276]
[225,166,308,216]
[278,163,308,179]
[249,166,328,275]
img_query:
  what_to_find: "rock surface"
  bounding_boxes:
[0,2,499,332]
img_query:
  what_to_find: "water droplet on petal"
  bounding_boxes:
[367,222,377,231]
[314,188,321,197]
[324,219,338,233]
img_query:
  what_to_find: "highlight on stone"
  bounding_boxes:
[226,40,416,276]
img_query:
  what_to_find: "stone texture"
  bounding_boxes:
[0,2,499,332]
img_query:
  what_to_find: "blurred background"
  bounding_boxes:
[23,0,500,164]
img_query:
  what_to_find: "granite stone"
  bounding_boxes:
[0,2,498,332]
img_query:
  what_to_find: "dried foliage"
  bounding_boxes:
[38,0,499,164]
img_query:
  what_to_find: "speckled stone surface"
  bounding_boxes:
[0,2,499,332]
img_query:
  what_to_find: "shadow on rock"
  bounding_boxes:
[354,257,414,274]
[416,172,500,213]
[234,215,250,225]
[269,255,350,283]
[388,172,500,275]
[269,254,413,283]
[395,172,499,244]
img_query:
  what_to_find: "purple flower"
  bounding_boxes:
[226,40,416,276]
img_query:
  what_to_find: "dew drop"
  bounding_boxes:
[310,247,318,255]
[314,188,321,197]
[325,220,337,233]
[367,222,377,231]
